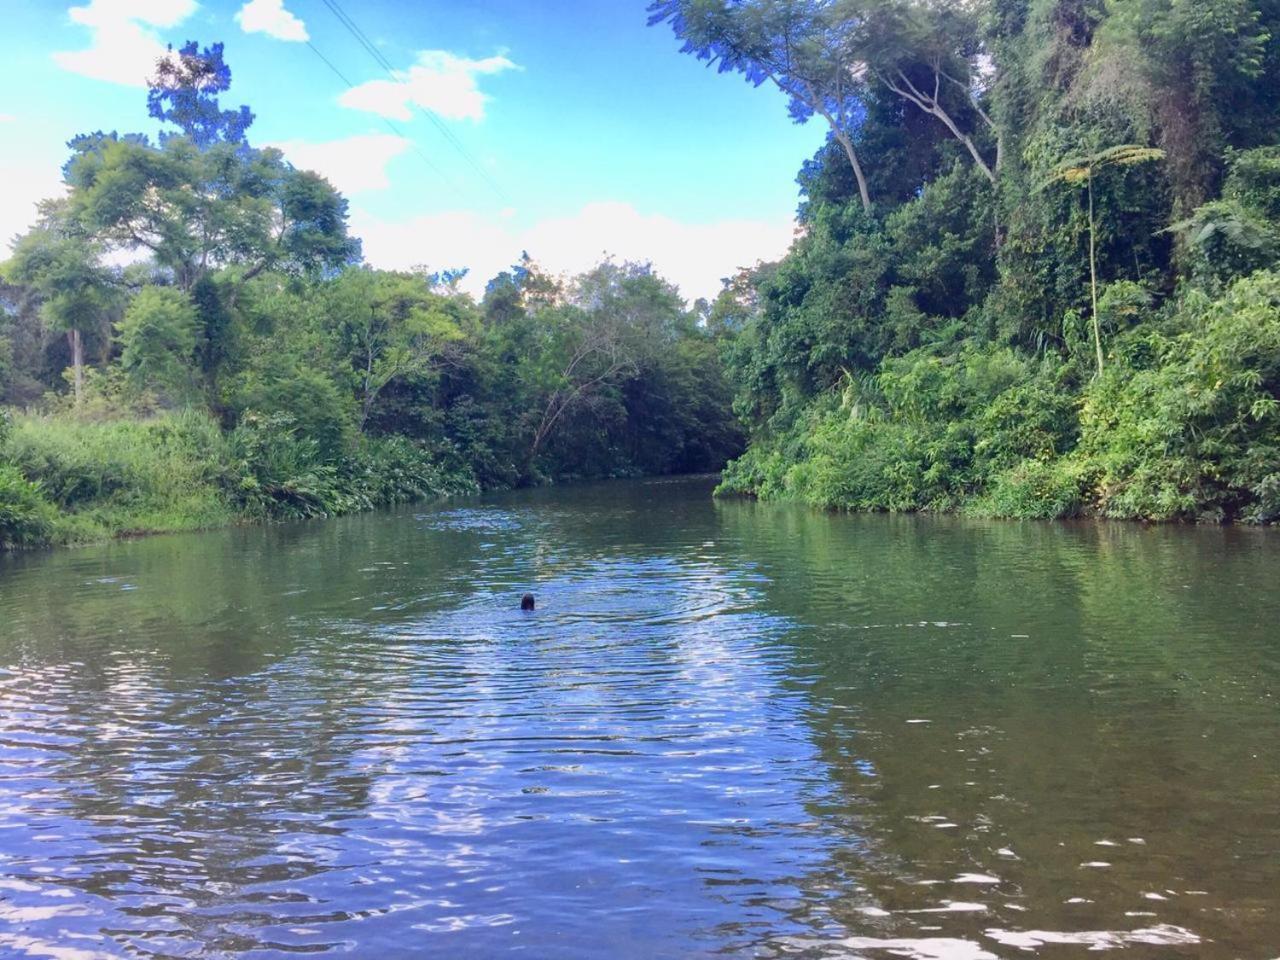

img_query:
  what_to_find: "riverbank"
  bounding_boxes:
[716,271,1280,526]
[0,409,480,550]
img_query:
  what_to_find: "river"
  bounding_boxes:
[0,476,1277,958]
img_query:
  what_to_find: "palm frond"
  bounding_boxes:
[1038,144,1164,191]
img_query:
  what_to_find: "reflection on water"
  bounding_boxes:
[0,476,1277,958]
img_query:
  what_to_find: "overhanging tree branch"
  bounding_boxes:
[879,63,997,183]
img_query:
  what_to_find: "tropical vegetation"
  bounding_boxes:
[652,0,1280,522]
[7,0,1280,551]
[0,42,741,547]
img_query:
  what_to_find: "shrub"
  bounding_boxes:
[228,412,356,520]
[0,464,56,549]
[971,458,1085,519]
[788,416,974,512]
[1076,270,1280,521]
[225,364,354,461]
[228,415,478,520]
[719,344,1075,514]
[116,287,199,399]
[353,435,479,505]
[974,377,1079,472]
[1173,149,1280,289]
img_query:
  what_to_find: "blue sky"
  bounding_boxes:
[0,0,825,298]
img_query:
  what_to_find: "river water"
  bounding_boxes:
[0,476,1277,959]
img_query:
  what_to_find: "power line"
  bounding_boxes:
[317,0,514,205]
[318,0,506,199]
[303,39,450,181]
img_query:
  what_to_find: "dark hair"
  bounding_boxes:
[521,593,535,611]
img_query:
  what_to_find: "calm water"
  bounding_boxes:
[0,476,1277,959]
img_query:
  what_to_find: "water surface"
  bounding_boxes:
[0,476,1277,958]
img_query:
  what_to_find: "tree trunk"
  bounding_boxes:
[950,122,998,184]
[783,77,873,214]
[69,329,84,405]
[833,130,873,213]
[360,340,376,432]
[1087,177,1104,376]
[525,393,563,477]
[920,97,997,184]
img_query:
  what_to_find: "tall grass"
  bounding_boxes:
[4,410,235,542]
[0,407,480,548]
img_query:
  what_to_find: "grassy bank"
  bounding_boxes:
[0,408,478,549]
[718,270,1280,525]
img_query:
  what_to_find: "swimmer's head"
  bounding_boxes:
[521,593,536,611]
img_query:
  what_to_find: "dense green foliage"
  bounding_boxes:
[8,1,1279,547]
[0,48,741,548]
[657,0,1280,522]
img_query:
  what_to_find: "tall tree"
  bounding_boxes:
[116,286,199,398]
[1096,0,1272,212]
[522,262,678,474]
[60,43,356,295]
[64,136,359,293]
[649,0,876,211]
[3,203,113,405]
[860,0,1001,181]
[328,270,466,430]
[1042,144,1165,375]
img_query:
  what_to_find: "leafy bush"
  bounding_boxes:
[1174,148,1280,289]
[1076,270,1280,521]
[720,344,1080,516]
[974,377,1080,472]
[228,412,356,520]
[43,366,163,421]
[352,435,479,505]
[721,267,1280,525]
[117,286,199,398]
[225,363,354,461]
[227,415,478,521]
[790,416,975,512]
[0,464,57,548]
[970,459,1086,519]
[1227,147,1280,221]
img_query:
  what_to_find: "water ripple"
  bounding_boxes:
[0,478,1277,957]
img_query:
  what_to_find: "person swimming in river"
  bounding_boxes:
[521,593,536,611]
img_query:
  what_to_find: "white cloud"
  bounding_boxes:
[0,114,15,123]
[235,0,308,43]
[266,134,411,195]
[350,201,796,302]
[0,164,67,251]
[52,0,196,87]
[339,51,519,122]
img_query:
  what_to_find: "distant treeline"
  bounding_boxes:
[0,42,741,548]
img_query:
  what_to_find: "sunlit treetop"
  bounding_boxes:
[61,130,151,179]
[147,41,255,149]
